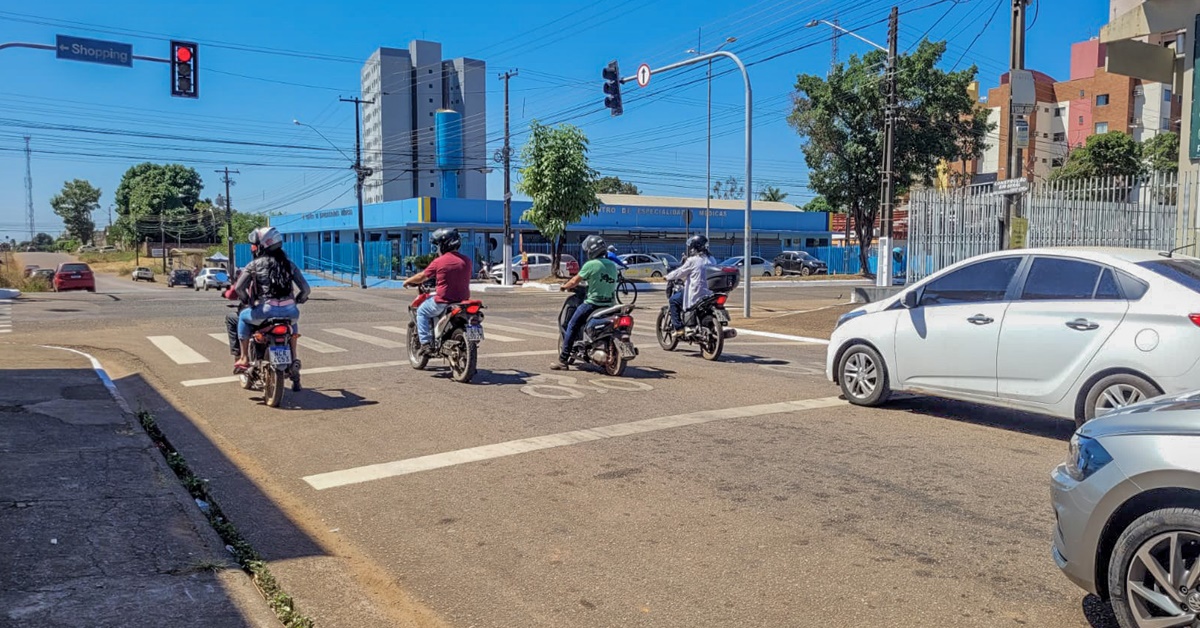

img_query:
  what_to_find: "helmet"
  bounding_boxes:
[248,227,283,256]
[685,234,709,257]
[581,235,607,260]
[607,245,617,254]
[430,227,461,254]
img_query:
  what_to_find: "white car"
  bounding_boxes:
[719,256,772,278]
[131,266,155,282]
[489,253,579,284]
[618,253,669,279]
[195,267,231,291]
[827,247,1200,426]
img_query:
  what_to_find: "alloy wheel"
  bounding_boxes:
[1096,384,1147,418]
[1125,530,1200,627]
[842,352,877,400]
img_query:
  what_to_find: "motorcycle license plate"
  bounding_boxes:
[616,339,636,359]
[269,346,292,367]
[465,325,484,343]
[715,309,731,323]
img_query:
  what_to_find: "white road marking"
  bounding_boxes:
[482,322,560,339]
[298,336,347,354]
[324,328,405,349]
[179,349,559,387]
[732,328,830,345]
[302,396,846,489]
[0,300,12,333]
[148,335,210,365]
[208,332,229,343]
[376,324,525,343]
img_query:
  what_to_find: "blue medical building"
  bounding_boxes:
[264,193,841,280]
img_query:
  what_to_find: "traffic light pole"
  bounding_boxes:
[341,97,375,289]
[621,51,753,318]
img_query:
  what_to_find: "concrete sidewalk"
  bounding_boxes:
[0,343,278,627]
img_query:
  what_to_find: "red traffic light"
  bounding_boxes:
[175,46,192,63]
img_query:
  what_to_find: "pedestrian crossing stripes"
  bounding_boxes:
[0,300,11,334]
[148,335,210,365]
[373,325,522,343]
[323,328,406,349]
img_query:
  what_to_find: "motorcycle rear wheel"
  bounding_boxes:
[448,328,477,383]
[603,338,627,377]
[700,316,724,361]
[407,322,429,370]
[264,368,285,407]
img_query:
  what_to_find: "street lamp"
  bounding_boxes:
[295,118,368,288]
[805,14,897,288]
[688,36,737,242]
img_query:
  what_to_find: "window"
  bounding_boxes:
[1053,132,1066,142]
[1042,133,1048,138]
[1052,158,1064,167]
[1162,119,1171,131]
[1095,269,1122,299]
[1164,88,1172,101]
[1079,89,1085,99]
[1138,259,1200,294]
[1096,94,1110,106]
[1054,107,1064,117]
[920,257,1022,306]
[1041,158,1047,163]
[1078,116,1084,125]
[1095,122,1109,133]
[1020,258,1106,300]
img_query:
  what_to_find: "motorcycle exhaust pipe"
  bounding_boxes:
[590,348,609,364]
[723,328,738,339]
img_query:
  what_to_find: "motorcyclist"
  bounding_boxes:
[553,235,618,370]
[403,227,471,355]
[606,245,628,270]
[666,235,716,337]
[231,227,310,371]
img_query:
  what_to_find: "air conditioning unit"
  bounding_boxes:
[1134,86,1144,96]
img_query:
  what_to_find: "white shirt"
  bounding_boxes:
[667,254,715,309]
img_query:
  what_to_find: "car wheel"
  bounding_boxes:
[1107,508,1200,628]
[512,272,520,285]
[774,265,784,277]
[800,266,812,276]
[651,271,663,278]
[837,344,891,406]
[1080,373,1160,427]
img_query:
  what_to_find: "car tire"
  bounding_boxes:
[1107,507,1200,628]
[800,266,811,276]
[651,271,663,278]
[837,344,891,407]
[774,265,784,277]
[1080,373,1160,427]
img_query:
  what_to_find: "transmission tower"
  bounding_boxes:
[830,15,840,74]
[23,136,34,241]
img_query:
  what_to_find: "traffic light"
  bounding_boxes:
[602,61,622,116]
[170,41,199,98]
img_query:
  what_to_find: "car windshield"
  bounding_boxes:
[173,270,191,277]
[796,252,816,261]
[60,264,89,272]
[1138,258,1200,293]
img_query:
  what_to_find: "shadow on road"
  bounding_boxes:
[876,395,1076,441]
[709,353,789,366]
[279,387,379,411]
[1081,594,1119,628]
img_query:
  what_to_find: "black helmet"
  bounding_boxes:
[581,234,607,260]
[430,228,461,254]
[685,234,709,256]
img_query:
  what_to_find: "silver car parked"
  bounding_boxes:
[1051,391,1200,628]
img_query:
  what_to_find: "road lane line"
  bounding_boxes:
[324,328,405,349]
[302,395,845,489]
[148,335,210,365]
[373,325,524,343]
[208,332,229,343]
[732,328,830,345]
[482,323,559,339]
[179,350,558,387]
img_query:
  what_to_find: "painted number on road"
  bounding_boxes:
[521,374,653,399]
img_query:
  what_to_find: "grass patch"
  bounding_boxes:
[0,263,51,292]
[137,410,315,628]
[79,251,144,277]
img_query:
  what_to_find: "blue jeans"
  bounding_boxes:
[238,302,300,339]
[560,302,597,361]
[417,299,449,345]
[668,291,685,330]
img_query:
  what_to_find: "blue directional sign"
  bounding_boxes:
[55,35,132,68]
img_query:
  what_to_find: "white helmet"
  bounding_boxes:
[248,226,283,255]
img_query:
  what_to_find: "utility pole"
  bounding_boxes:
[498,70,517,286]
[159,213,167,274]
[876,6,899,288]
[23,136,34,242]
[1002,0,1029,250]
[341,96,374,289]
[216,168,239,275]
[691,34,736,241]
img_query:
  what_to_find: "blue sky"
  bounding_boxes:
[0,0,1111,243]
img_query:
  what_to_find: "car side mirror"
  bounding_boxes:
[901,291,919,309]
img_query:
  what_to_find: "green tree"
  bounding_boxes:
[595,176,640,195]
[229,211,267,244]
[516,120,601,275]
[801,196,834,212]
[112,163,203,246]
[789,40,990,273]
[1142,131,1179,175]
[1049,131,1143,182]
[32,233,54,250]
[50,179,101,244]
[711,176,744,200]
[758,185,788,202]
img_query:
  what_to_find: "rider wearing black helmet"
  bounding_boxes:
[553,234,618,370]
[665,234,716,337]
[403,228,471,355]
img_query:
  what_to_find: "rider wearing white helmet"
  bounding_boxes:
[232,226,310,370]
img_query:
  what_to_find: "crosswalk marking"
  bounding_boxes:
[483,322,559,340]
[374,325,524,343]
[148,335,210,365]
[297,336,347,354]
[324,328,406,349]
[0,300,11,333]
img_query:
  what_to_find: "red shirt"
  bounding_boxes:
[424,251,471,303]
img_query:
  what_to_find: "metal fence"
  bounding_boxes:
[906,169,1199,283]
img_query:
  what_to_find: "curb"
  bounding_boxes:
[730,328,831,345]
[40,345,134,415]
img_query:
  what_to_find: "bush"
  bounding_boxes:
[403,253,437,272]
[0,265,50,292]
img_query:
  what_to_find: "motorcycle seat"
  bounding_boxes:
[589,303,633,320]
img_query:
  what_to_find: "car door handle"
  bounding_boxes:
[967,314,994,325]
[1065,318,1100,331]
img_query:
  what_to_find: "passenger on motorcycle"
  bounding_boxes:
[403,227,471,356]
[553,234,618,370]
[232,227,310,370]
[666,235,716,337]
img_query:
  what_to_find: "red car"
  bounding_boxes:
[53,262,96,293]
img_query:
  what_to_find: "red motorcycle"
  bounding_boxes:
[406,283,484,383]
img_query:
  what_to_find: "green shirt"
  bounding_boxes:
[578,258,618,306]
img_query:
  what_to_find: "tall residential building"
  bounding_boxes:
[360,41,487,204]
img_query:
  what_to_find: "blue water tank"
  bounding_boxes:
[435,109,463,198]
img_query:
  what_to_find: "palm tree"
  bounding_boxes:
[758,185,788,202]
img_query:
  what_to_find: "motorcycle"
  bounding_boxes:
[558,286,638,376]
[406,282,484,383]
[231,303,300,407]
[656,267,739,361]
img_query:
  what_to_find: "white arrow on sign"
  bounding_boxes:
[636,63,651,88]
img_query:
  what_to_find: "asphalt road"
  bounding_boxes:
[0,274,1117,628]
